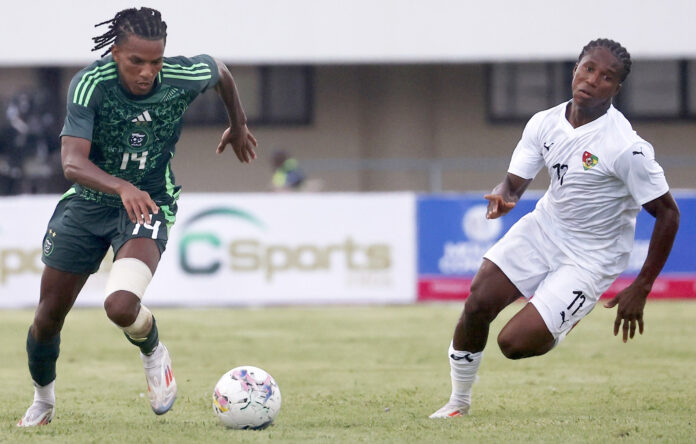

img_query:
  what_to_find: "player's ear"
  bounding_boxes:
[572,63,578,77]
[111,44,120,62]
[613,82,622,97]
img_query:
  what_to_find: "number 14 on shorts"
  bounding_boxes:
[132,218,161,239]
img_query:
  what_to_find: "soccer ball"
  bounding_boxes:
[212,365,281,429]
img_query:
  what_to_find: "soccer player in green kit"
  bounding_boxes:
[18,7,258,426]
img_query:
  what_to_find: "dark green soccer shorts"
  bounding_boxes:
[41,194,177,274]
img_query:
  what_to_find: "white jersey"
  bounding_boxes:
[508,101,669,276]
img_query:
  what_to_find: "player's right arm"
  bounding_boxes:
[61,136,158,225]
[62,63,157,225]
[485,111,546,219]
[484,173,532,219]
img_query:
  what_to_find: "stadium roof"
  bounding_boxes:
[1,0,695,66]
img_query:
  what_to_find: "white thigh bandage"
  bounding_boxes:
[123,305,153,340]
[104,258,153,300]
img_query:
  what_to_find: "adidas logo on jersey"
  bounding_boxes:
[131,110,153,122]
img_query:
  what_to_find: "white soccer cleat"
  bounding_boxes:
[429,402,470,418]
[17,401,55,427]
[141,342,177,415]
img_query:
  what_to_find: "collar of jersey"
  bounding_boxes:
[117,71,162,101]
[561,100,612,134]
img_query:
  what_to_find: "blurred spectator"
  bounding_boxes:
[270,149,306,191]
[0,125,20,194]
[1,88,68,194]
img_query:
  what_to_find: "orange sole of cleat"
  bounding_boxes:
[17,414,53,427]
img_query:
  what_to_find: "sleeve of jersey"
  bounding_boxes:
[507,112,545,179]
[614,143,670,205]
[59,70,96,141]
[161,54,220,93]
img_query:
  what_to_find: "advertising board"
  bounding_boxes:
[417,193,696,300]
[0,193,416,307]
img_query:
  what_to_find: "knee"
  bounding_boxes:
[104,292,140,327]
[32,308,64,340]
[497,330,527,360]
[497,329,553,360]
[103,258,152,327]
[32,288,74,340]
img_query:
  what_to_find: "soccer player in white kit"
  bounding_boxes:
[430,39,680,418]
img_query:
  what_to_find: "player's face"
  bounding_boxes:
[112,34,165,96]
[571,47,623,108]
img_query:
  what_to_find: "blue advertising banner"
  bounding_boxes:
[417,192,696,300]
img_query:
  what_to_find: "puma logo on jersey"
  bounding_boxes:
[632,148,645,156]
[131,110,153,122]
[543,142,554,151]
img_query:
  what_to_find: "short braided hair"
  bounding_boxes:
[92,7,167,57]
[577,38,632,82]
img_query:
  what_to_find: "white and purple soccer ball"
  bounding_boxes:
[212,365,281,430]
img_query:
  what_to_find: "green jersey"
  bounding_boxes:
[61,54,220,207]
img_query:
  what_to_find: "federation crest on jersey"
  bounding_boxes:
[124,125,153,152]
[129,131,147,147]
[43,229,56,256]
[582,151,599,170]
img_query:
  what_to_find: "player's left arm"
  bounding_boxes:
[604,191,680,342]
[212,58,258,163]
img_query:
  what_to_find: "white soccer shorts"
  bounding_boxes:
[484,212,619,339]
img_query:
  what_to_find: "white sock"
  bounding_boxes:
[448,341,482,407]
[33,380,55,406]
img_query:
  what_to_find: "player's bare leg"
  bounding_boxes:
[497,302,555,359]
[105,238,176,415]
[18,267,88,427]
[430,260,521,418]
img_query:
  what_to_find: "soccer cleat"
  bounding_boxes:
[17,401,55,427]
[429,402,470,418]
[141,342,177,415]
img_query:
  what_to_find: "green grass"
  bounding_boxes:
[1,301,695,443]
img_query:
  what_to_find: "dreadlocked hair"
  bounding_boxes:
[578,38,632,82]
[92,7,167,57]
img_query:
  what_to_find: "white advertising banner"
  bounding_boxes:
[0,193,416,308]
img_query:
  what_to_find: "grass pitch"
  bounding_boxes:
[1,301,695,443]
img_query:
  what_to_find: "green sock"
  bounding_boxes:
[26,328,60,386]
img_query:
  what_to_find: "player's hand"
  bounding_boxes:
[603,282,650,343]
[483,193,516,219]
[217,124,258,163]
[119,183,159,225]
